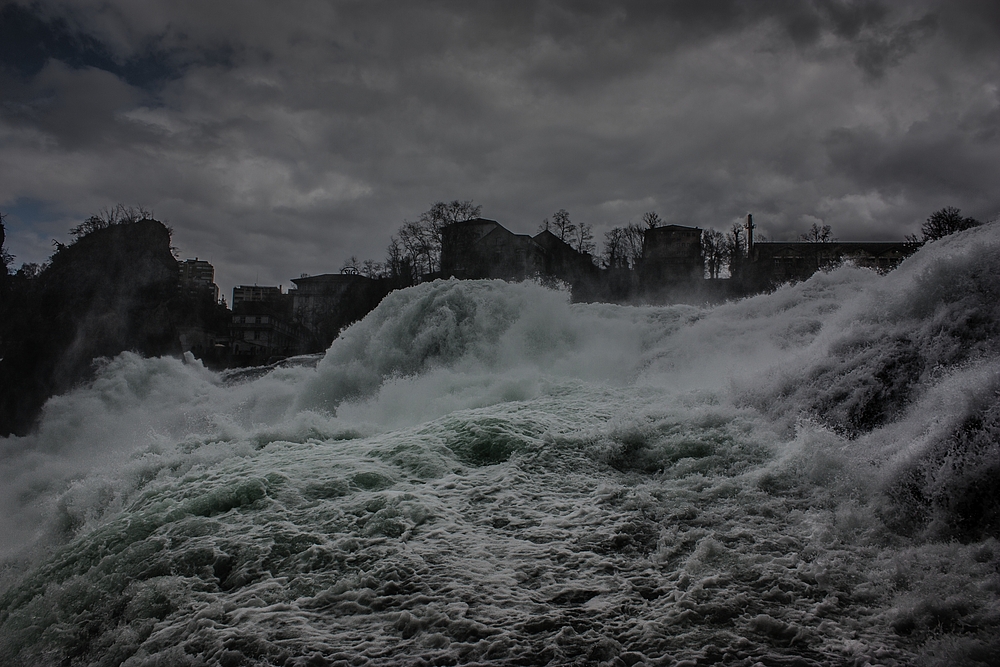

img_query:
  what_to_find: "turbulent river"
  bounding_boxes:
[2,225,1000,667]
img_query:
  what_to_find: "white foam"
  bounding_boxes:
[2,223,999,665]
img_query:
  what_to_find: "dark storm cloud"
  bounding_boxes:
[379,1,931,91]
[1,0,998,295]
[0,60,144,149]
[938,0,1000,53]
[851,14,938,79]
[1,2,930,97]
[0,1,218,90]
[0,2,155,84]
[825,105,1000,203]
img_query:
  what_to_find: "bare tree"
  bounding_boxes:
[799,222,834,243]
[361,259,385,279]
[602,223,645,269]
[727,222,745,277]
[395,200,483,277]
[603,227,627,268]
[642,211,662,229]
[419,200,482,259]
[702,229,728,279]
[397,220,436,276]
[421,200,482,227]
[385,236,408,281]
[573,221,595,255]
[548,209,576,242]
[920,206,981,241]
[70,204,152,239]
[625,224,644,266]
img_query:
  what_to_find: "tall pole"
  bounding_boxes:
[745,213,755,256]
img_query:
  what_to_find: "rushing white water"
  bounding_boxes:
[2,225,1000,667]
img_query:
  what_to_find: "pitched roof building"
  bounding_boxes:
[440,218,545,281]
[440,218,598,287]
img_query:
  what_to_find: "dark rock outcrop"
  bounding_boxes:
[0,219,180,436]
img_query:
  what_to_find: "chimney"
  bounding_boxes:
[746,213,755,255]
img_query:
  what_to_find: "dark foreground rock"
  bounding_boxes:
[0,220,180,436]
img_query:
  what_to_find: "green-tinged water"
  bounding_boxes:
[2,225,1000,666]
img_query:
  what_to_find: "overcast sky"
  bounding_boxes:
[2,0,998,298]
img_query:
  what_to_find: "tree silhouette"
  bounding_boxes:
[545,209,576,242]
[421,200,482,227]
[920,206,980,241]
[800,222,834,243]
[727,223,745,277]
[361,259,385,279]
[573,221,595,255]
[602,227,627,268]
[702,229,728,279]
[391,200,482,280]
[384,236,407,280]
[642,211,662,229]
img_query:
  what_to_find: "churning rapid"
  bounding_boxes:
[2,226,999,667]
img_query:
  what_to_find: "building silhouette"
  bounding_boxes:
[290,272,388,351]
[217,214,921,364]
[230,284,301,362]
[440,218,597,289]
[637,224,704,289]
[440,218,546,281]
[179,258,220,302]
[745,242,917,285]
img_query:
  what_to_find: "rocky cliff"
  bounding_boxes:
[0,219,180,436]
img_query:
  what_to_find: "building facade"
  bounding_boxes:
[440,218,597,289]
[233,284,284,306]
[746,242,918,286]
[638,224,705,287]
[230,285,301,363]
[179,258,220,302]
[230,303,302,360]
[289,272,387,350]
[440,219,546,281]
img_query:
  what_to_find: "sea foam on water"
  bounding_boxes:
[1,224,999,666]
